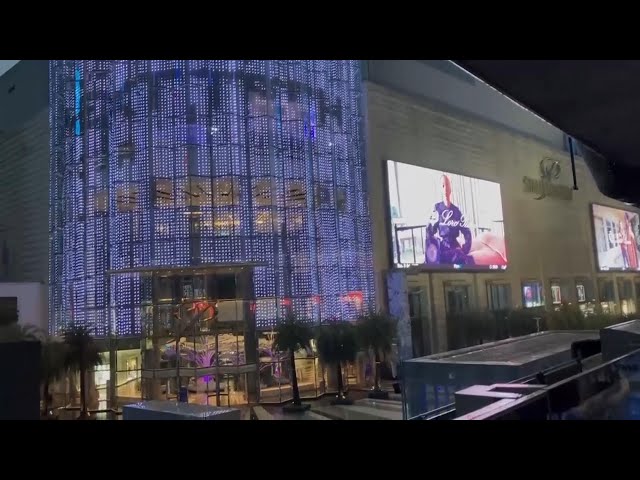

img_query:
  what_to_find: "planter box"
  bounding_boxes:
[122,400,241,420]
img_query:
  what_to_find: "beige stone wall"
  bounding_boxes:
[366,82,640,352]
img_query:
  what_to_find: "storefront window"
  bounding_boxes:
[598,278,617,314]
[617,278,635,315]
[94,352,110,409]
[115,348,142,407]
[488,283,511,311]
[115,183,139,212]
[155,276,174,303]
[575,278,596,316]
[522,281,544,308]
[132,269,259,407]
[445,284,472,314]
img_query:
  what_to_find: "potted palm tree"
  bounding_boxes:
[63,324,103,419]
[0,324,68,419]
[0,323,40,342]
[316,320,358,405]
[273,315,313,413]
[357,311,396,400]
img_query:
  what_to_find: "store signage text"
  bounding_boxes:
[523,158,573,201]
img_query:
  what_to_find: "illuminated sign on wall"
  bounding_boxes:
[592,204,640,272]
[523,158,573,201]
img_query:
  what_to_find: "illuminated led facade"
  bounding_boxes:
[50,60,375,336]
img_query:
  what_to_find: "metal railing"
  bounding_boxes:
[394,224,426,266]
[470,350,639,420]
[406,355,602,420]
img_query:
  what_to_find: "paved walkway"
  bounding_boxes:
[52,383,400,420]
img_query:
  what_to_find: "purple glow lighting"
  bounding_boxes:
[49,60,375,336]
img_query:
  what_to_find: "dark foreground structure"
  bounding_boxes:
[455,347,640,420]
[402,330,599,418]
[0,341,40,420]
[413,320,640,420]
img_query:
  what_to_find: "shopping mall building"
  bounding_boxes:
[1,60,639,409]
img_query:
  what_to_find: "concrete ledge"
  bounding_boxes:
[313,404,402,420]
[282,403,311,414]
[304,411,331,420]
[252,405,274,420]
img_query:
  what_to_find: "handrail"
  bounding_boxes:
[394,224,426,266]
[408,404,456,421]
[468,349,639,420]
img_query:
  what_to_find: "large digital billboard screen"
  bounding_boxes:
[592,204,640,271]
[387,161,507,270]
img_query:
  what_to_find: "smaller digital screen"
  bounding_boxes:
[523,282,545,308]
[551,284,562,305]
[576,284,586,303]
[592,204,640,271]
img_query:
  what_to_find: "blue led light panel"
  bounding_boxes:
[49,60,375,335]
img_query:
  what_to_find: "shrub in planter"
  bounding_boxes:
[447,311,498,349]
[492,309,511,341]
[507,307,545,336]
[584,313,627,330]
[548,303,584,330]
[446,313,466,350]
[468,310,496,345]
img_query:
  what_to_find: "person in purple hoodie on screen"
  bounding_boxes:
[425,174,473,265]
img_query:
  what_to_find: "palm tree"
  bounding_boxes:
[63,324,103,419]
[316,320,358,405]
[0,324,68,418]
[0,323,40,342]
[357,311,396,399]
[273,315,313,412]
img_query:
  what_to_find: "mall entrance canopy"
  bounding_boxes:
[453,60,640,206]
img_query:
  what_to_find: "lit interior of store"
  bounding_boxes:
[87,264,328,409]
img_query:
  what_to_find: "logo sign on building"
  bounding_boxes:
[523,158,574,201]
